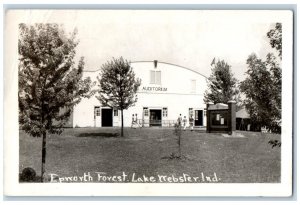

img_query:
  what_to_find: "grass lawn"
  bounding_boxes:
[19,127,281,183]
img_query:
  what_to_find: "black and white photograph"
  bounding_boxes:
[4,9,293,196]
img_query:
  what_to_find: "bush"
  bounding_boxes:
[20,167,37,182]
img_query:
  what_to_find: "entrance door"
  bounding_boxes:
[101,108,113,127]
[94,106,101,127]
[194,110,203,126]
[149,109,162,126]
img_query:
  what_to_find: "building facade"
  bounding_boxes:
[72,60,208,128]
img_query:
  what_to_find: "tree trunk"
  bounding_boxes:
[41,131,47,182]
[121,109,124,137]
[178,127,181,158]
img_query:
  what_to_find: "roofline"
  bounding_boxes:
[83,60,208,79]
[131,61,208,79]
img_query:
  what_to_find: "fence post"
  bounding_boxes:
[227,100,236,135]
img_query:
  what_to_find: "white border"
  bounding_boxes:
[3,9,293,197]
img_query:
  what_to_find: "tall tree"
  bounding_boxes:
[240,23,282,133]
[18,23,92,181]
[240,53,281,133]
[204,59,240,105]
[97,57,141,137]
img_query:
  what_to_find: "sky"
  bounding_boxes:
[19,10,280,80]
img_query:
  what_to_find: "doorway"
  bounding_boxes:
[149,109,162,126]
[101,108,113,127]
[194,110,203,126]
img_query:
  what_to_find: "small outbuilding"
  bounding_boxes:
[236,108,251,131]
[206,101,236,135]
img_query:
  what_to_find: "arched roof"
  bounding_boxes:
[131,60,208,79]
[83,60,208,79]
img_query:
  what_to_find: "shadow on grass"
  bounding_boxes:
[77,132,119,138]
[194,129,207,133]
[161,153,196,161]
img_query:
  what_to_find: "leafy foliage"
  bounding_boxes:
[19,23,93,137]
[268,139,281,148]
[19,167,37,182]
[240,53,281,133]
[240,23,282,133]
[97,57,141,136]
[19,23,93,181]
[204,59,240,105]
[267,23,282,59]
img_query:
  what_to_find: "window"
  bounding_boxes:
[150,70,161,84]
[150,71,155,84]
[143,107,149,117]
[156,71,161,84]
[191,79,196,93]
[163,108,168,117]
[94,107,100,118]
[96,110,100,116]
[113,109,118,117]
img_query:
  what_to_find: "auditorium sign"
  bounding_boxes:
[141,86,168,92]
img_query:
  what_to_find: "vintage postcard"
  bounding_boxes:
[4,9,293,196]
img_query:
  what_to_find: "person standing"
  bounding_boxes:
[177,114,182,127]
[189,115,194,131]
[131,114,135,128]
[183,116,187,130]
[135,113,141,128]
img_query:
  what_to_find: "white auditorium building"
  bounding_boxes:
[70,60,208,128]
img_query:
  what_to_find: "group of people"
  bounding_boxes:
[177,114,194,131]
[131,113,141,129]
[131,112,195,130]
